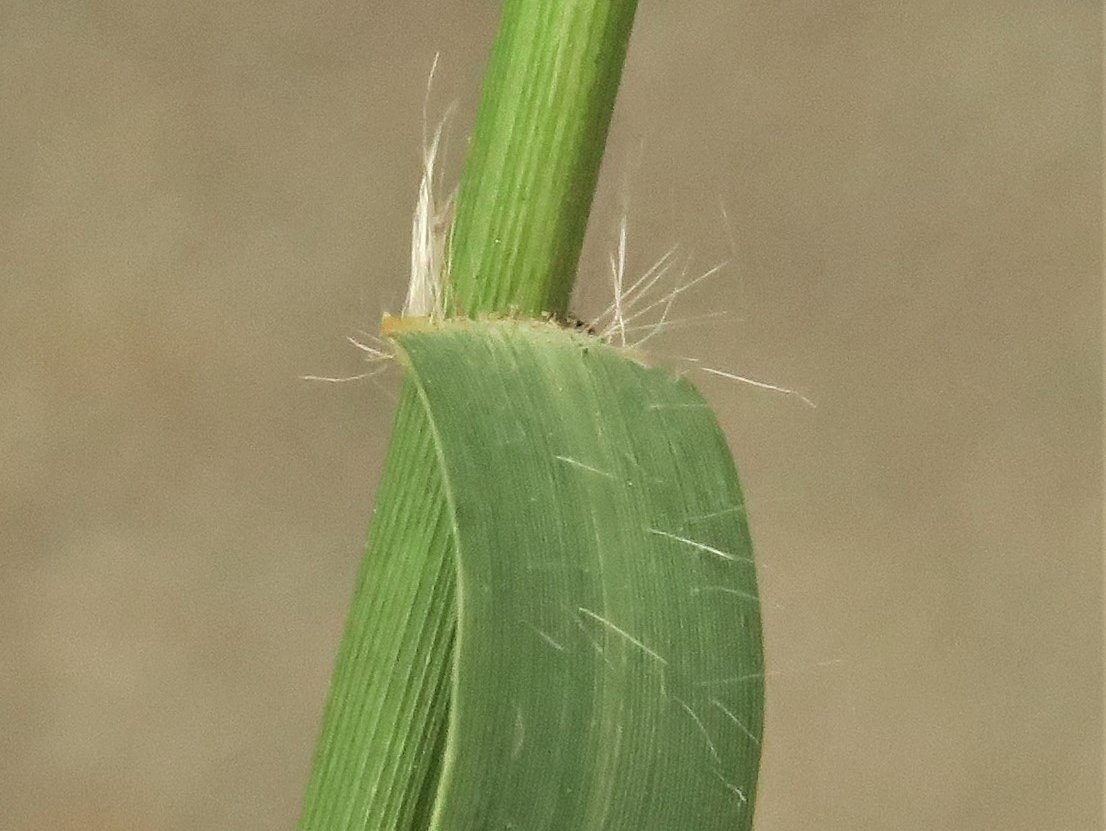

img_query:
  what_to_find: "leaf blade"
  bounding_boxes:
[394,320,763,830]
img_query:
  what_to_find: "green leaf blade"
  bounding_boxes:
[394,320,764,830]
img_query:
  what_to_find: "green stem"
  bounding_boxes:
[447,0,640,318]
[299,4,641,828]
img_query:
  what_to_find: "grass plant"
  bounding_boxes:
[298,2,764,828]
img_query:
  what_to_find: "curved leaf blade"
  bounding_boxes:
[392,320,764,830]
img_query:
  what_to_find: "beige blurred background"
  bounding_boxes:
[2,2,1101,829]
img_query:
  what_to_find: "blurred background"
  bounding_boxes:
[2,2,1101,829]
